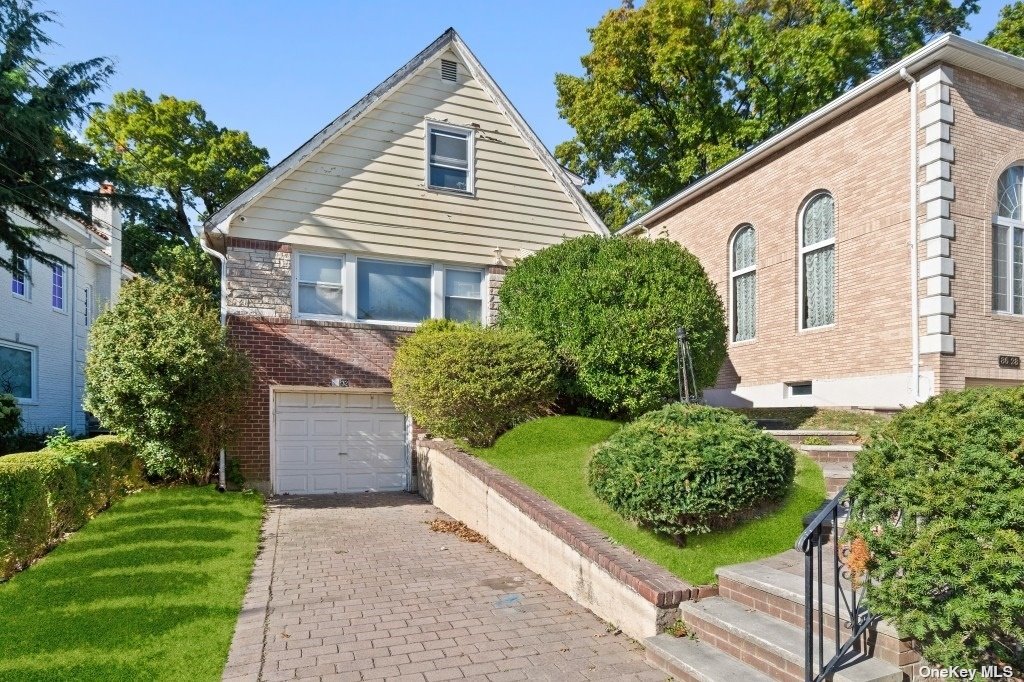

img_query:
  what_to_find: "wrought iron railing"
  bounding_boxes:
[794,485,877,682]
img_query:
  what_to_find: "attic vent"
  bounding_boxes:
[440,59,458,82]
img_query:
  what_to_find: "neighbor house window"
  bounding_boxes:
[800,192,836,329]
[357,259,432,323]
[730,225,756,342]
[994,165,1024,314]
[444,268,483,323]
[0,342,34,400]
[296,253,345,317]
[51,263,65,310]
[426,122,473,193]
[11,255,27,298]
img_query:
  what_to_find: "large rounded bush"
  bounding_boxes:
[498,235,726,418]
[847,387,1024,672]
[391,319,558,447]
[84,278,250,482]
[588,403,795,542]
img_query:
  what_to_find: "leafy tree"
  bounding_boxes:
[985,2,1024,57]
[84,277,249,483]
[151,239,220,304]
[557,0,978,228]
[85,89,270,242]
[0,0,124,272]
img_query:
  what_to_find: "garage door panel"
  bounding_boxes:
[274,391,407,494]
[311,416,344,436]
[277,445,308,466]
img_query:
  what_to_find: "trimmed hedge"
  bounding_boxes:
[0,436,141,579]
[588,403,796,542]
[391,319,558,447]
[498,235,727,418]
[848,387,1024,671]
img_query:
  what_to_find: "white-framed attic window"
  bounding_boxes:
[425,121,474,195]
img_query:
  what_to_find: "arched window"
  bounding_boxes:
[994,165,1023,314]
[799,193,836,329]
[730,225,756,342]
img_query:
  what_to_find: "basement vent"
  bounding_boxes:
[440,59,458,82]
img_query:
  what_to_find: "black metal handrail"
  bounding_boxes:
[794,485,877,682]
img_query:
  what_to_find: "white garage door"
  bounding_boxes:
[273,391,408,494]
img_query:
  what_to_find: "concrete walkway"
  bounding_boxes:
[223,492,664,681]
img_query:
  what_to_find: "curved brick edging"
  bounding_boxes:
[415,438,712,639]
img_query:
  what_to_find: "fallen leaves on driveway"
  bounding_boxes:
[428,518,488,544]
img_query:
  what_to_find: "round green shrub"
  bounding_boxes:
[498,235,726,418]
[588,403,795,542]
[391,319,557,447]
[847,387,1024,672]
[84,278,250,483]
[0,393,21,441]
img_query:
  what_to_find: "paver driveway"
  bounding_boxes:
[223,492,664,682]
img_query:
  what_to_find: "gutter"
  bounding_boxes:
[198,219,232,492]
[900,68,922,403]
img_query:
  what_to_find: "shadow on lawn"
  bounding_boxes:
[0,487,263,682]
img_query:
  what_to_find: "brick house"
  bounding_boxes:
[620,35,1024,409]
[201,29,606,493]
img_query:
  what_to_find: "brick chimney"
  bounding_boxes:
[92,182,123,307]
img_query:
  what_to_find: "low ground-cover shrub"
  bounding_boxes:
[848,387,1024,672]
[391,319,557,447]
[0,435,141,579]
[588,403,795,543]
[499,235,727,418]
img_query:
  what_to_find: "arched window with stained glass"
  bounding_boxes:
[799,193,836,329]
[994,165,1024,314]
[730,225,757,342]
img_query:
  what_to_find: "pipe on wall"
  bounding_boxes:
[900,68,922,403]
[198,226,231,492]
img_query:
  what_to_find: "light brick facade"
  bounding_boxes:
[636,59,1024,408]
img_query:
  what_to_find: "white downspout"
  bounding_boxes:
[69,245,77,431]
[198,224,231,492]
[900,68,921,403]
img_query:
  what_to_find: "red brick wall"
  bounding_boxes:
[227,315,412,482]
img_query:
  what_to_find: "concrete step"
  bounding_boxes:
[680,597,903,682]
[716,561,915,670]
[797,443,862,465]
[822,462,854,496]
[768,429,860,446]
[645,633,774,682]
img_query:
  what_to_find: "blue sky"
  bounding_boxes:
[41,0,1007,166]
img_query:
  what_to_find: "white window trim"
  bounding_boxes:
[993,213,1024,316]
[51,263,67,313]
[424,120,475,196]
[729,225,756,344]
[442,265,486,325]
[797,192,837,332]
[292,251,486,327]
[11,255,29,301]
[292,252,347,321]
[0,339,37,404]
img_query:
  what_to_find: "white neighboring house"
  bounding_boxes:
[0,189,130,435]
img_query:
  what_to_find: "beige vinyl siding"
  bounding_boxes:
[231,50,594,265]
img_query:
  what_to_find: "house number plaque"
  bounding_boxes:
[998,355,1021,369]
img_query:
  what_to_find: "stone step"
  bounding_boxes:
[822,462,853,496]
[716,560,916,670]
[679,597,904,682]
[645,633,774,682]
[768,429,860,445]
[797,443,862,465]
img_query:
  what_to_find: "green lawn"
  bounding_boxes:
[471,416,825,585]
[731,407,890,440]
[0,486,264,682]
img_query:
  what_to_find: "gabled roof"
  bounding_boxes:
[619,34,1024,236]
[205,28,608,236]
